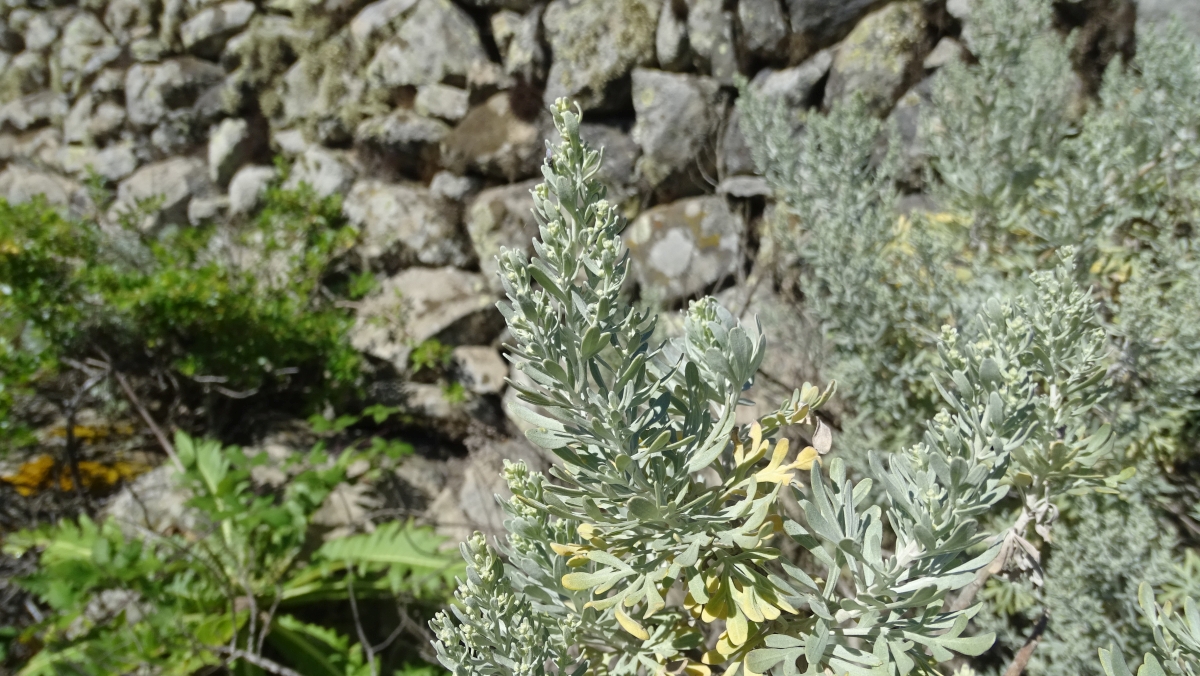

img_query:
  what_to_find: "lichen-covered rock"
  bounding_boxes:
[56,141,139,183]
[227,164,276,215]
[923,36,967,69]
[785,0,888,52]
[57,12,119,94]
[113,156,211,228]
[284,145,356,198]
[21,11,61,52]
[0,163,89,212]
[749,47,833,109]
[630,68,724,198]
[452,345,508,395]
[0,52,49,103]
[343,179,472,270]
[623,195,743,302]
[354,108,449,177]
[181,0,255,57]
[105,0,160,45]
[491,6,546,83]
[686,0,738,80]
[464,178,539,290]
[823,0,928,115]
[365,0,488,93]
[208,117,254,186]
[887,74,934,187]
[125,58,225,128]
[441,93,544,181]
[414,83,470,122]
[0,91,67,132]
[655,0,690,71]
[543,0,662,111]
[187,193,229,225]
[349,0,419,47]
[738,0,790,61]
[349,267,502,370]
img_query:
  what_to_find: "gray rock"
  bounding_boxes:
[365,0,488,92]
[717,174,770,197]
[0,52,49,101]
[946,0,970,20]
[824,0,928,116]
[272,128,310,156]
[686,0,738,80]
[543,121,641,196]
[349,0,418,47]
[543,0,662,111]
[738,0,789,60]
[57,13,119,93]
[452,437,547,536]
[886,75,934,187]
[102,466,200,537]
[0,91,67,132]
[227,164,276,215]
[456,0,538,9]
[0,164,89,211]
[491,6,546,83]
[187,194,229,225]
[56,141,139,183]
[125,58,225,128]
[429,170,481,201]
[208,117,254,186]
[149,111,199,156]
[655,0,690,71]
[284,146,357,198]
[630,68,724,197]
[91,101,131,142]
[130,37,169,62]
[465,179,539,291]
[415,83,470,122]
[22,11,57,51]
[349,266,501,370]
[623,195,743,302]
[105,0,158,44]
[749,47,833,109]
[113,156,211,228]
[721,112,755,176]
[354,109,449,177]
[923,36,967,69]
[91,68,127,97]
[180,1,255,57]
[343,179,472,270]
[441,93,544,181]
[785,0,889,51]
[452,345,508,395]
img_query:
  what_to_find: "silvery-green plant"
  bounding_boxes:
[1100,584,1200,676]
[430,100,1119,676]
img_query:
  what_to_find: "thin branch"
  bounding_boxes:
[1003,609,1049,676]
[347,569,377,676]
[114,370,184,472]
[216,647,305,676]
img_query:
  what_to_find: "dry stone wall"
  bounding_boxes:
[1,0,1193,529]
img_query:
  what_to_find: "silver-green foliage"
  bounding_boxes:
[430,100,1117,676]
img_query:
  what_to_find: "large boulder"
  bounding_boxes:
[824,0,929,116]
[623,195,743,303]
[349,267,502,370]
[440,93,544,181]
[465,179,539,290]
[343,179,472,270]
[630,68,724,199]
[365,0,489,92]
[785,0,889,52]
[180,1,255,57]
[543,0,662,111]
[113,156,211,228]
[0,164,90,212]
[125,58,225,128]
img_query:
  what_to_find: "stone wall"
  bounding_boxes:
[1,0,1194,530]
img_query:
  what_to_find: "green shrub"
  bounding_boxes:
[0,170,364,446]
[4,432,457,676]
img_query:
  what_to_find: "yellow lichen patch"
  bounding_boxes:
[1,455,150,496]
[45,423,136,442]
